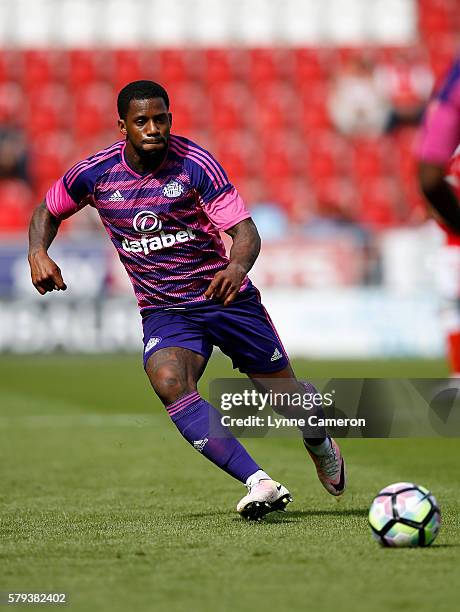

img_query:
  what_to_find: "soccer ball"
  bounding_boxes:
[368,482,441,547]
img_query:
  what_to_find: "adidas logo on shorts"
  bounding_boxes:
[270,347,283,362]
[145,336,162,352]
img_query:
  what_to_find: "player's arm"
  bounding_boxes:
[417,77,460,233]
[190,144,258,304]
[28,200,67,294]
[28,166,93,294]
[417,162,460,233]
[205,218,261,305]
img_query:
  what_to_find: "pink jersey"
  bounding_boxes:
[46,135,251,312]
[416,56,460,245]
[416,56,460,164]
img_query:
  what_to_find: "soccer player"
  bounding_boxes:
[417,56,460,375]
[28,81,346,519]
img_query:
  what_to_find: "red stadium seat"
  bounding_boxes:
[25,84,70,136]
[270,48,296,81]
[207,80,252,107]
[158,49,204,87]
[307,132,351,183]
[253,83,300,132]
[227,48,251,82]
[292,48,324,84]
[0,36,452,234]
[71,128,120,163]
[66,49,113,89]
[112,50,150,91]
[169,108,193,134]
[0,179,34,233]
[0,82,25,125]
[209,83,253,132]
[298,84,330,132]
[427,34,457,79]
[247,48,296,85]
[248,48,279,86]
[72,82,116,140]
[351,138,385,182]
[168,82,208,130]
[312,176,360,223]
[202,48,251,86]
[211,103,241,132]
[0,50,23,83]
[259,132,307,178]
[215,131,261,182]
[22,50,64,92]
[264,176,315,219]
[419,6,450,35]
[203,49,233,86]
[358,178,401,230]
[29,131,74,189]
[284,177,318,223]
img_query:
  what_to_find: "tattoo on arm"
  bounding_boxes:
[28,201,61,256]
[225,218,261,274]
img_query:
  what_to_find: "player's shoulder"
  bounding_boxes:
[169,134,228,186]
[169,133,220,164]
[64,140,124,191]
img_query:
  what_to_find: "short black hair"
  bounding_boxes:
[117,80,170,119]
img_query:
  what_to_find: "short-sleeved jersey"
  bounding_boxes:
[417,56,460,165]
[416,56,460,244]
[46,135,251,313]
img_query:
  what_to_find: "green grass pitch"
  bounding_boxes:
[0,354,459,612]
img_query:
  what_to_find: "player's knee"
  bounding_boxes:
[149,364,194,405]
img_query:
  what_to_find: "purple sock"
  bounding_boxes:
[302,381,327,444]
[166,391,261,483]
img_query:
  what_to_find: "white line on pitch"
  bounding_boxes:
[0,414,158,428]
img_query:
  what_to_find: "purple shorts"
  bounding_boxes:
[142,286,289,373]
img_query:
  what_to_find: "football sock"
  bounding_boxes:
[166,391,262,484]
[301,382,328,448]
[263,379,328,445]
[304,436,332,456]
[245,470,271,489]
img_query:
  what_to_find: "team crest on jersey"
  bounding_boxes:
[163,180,184,198]
[145,336,162,353]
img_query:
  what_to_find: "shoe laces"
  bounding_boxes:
[317,446,339,477]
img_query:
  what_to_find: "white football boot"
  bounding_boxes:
[237,479,292,520]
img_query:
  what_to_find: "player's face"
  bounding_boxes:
[118,97,172,156]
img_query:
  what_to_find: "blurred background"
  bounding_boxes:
[0,0,457,359]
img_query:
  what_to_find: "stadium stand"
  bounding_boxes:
[0,0,457,234]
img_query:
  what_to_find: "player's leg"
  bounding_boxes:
[248,362,328,442]
[207,286,345,495]
[145,346,282,510]
[143,308,292,519]
[248,365,346,496]
[437,241,460,376]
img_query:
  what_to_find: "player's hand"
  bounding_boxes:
[204,263,246,306]
[28,250,67,295]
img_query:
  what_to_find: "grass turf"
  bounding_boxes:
[0,354,458,612]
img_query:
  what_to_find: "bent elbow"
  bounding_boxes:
[417,162,446,196]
